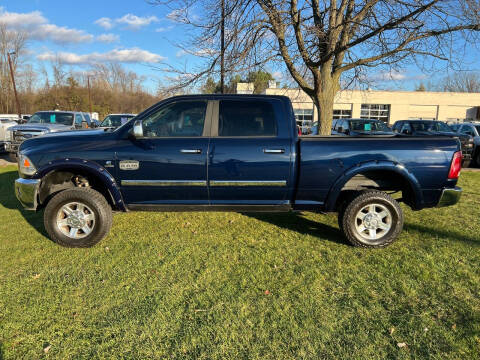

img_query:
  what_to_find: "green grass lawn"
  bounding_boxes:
[0,165,479,359]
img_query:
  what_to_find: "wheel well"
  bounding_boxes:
[39,169,115,209]
[335,170,415,210]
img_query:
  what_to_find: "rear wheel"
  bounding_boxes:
[44,188,112,248]
[339,190,404,248]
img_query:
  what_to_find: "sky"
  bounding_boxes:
[1,1,479,93]
[0,0,190,91]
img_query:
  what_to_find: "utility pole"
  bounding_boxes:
[87,75,93,114]
[7,52,22,119]
[220,0,225,94]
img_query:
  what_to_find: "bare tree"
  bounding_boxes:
[0,23,28,114]
[438,72,480,93]
[154,0,480,134]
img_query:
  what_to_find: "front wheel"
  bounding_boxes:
[44,188,112,248]
[339,190,404,248]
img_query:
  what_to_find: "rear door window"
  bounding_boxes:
[218,100,277,137]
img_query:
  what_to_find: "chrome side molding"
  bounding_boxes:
[121,180,207,187]
[210,180,287,187]
[121,180,287,187]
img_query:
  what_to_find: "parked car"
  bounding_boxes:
[99,114,136,129]
[450,122,480,166]
[0,118,20,152]
[392,120,473,167]
[331,118,394,136]
[14,95,462,249]
[5,111,95,156]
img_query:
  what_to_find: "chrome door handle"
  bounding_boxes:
[264,149,285,154]
[180,149,202,154]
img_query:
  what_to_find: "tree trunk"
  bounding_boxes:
[312,70,340,136]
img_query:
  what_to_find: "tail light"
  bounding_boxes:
[448,151,462,179]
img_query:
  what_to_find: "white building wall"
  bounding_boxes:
[260,87,480,124]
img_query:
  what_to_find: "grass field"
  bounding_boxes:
[0,165,479,359]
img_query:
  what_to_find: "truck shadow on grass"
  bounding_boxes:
[245,212,480,247]
[0,170,49,239]
[244,212,349,246]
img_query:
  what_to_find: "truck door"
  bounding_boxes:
[208,98,292,205]
[115,100,210,206]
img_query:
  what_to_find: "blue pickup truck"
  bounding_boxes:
[14,95,462,248]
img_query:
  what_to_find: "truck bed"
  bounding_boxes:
[295,136,460,211]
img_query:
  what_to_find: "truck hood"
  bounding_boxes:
[10,123,72,132]
[19,129,112,154]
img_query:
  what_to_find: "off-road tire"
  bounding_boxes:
[339,190,404,248]
[44,188,112,248]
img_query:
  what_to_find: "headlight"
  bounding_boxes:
[18,154,37,175]
[6,129,13,141]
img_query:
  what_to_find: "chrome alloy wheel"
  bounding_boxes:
[56,202,95,239]
[354,203,392,242]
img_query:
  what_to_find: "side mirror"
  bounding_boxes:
[133,120,144,138]
[402,129,411,135]
[81,121,88,129]
[337,126,344,133]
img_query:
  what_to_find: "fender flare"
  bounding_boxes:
[33,158,126,211]
[324,160,423,211]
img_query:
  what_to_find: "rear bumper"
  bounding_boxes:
[437,187,462,208]
[15,178,40,210]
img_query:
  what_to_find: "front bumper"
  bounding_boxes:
[15,178,40,210]
[462,153,472,168]
[437,187,462,208]
[5,142,19,153]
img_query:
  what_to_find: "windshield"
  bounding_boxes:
[350,120,390,132]
[101,115,135,128]
[27,112,74,126]
[411,121,452,132]
[475,126,480,135]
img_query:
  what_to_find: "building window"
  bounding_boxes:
[333,109,352,119]
[360,104,390,122]
[294,108,314,133]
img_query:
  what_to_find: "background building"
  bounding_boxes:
[236,82,480,133]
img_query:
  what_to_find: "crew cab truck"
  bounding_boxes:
[14,95,462,248]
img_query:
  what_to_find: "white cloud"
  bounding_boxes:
[176,49,187,58]
[37,48,166,64]
[373,70,407,81]
[272,71,284,81]
[94,14,159,31]
[94,17,114,30]
[36,24,93,43]
[116,14,159,30]
[372,70,428,82]
[176,48,217,58]
[0,7,93,44]
[155,25,174,33]
[96,33,119,43]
